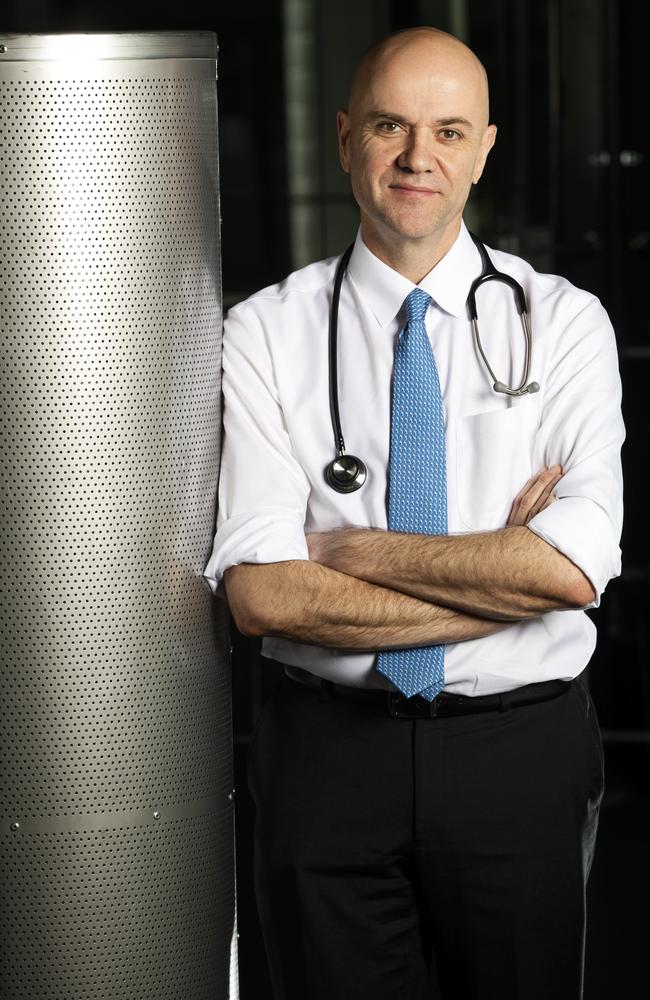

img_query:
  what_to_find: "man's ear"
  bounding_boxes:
[472,124,497,185]
[337,110,351,173]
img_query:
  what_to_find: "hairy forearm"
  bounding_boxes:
[307,526,595,621]
[224,559,510,649]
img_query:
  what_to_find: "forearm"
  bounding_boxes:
[308,526,595,621]
[224,559,510,649]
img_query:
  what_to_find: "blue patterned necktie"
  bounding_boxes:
[377,288,447,701]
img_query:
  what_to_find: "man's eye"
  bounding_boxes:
[440,129,461,140]
[377,121,400,133]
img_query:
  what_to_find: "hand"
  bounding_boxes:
[507,465,563,527]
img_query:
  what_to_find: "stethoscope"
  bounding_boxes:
[324,233,540,494]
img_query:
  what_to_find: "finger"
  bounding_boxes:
[519,466,562,514]
[509,466,562,526]
[510,468,548,511]
[526,468,563,519]
[525,491,558,523]
[508,470,549,524]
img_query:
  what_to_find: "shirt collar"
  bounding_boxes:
[347,220,483,327]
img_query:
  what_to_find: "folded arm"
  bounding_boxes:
[224,559,510,648]
[223,469,563,645]
[306,521,595,623]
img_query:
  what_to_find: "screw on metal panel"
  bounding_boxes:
[10,822,20,831]
[0,45,7,53]
[153,810,161,820]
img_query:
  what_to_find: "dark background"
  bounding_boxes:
[3,1,648,996]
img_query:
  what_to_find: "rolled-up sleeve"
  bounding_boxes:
[527,294,624,606]
[203,300,310,593]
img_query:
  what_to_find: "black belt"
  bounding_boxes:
[284,664,573,719]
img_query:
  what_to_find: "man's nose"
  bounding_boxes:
[397,127,434,173]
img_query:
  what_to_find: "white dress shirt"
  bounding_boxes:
[205,222,624,696]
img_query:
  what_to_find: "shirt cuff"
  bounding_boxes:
[203,507,309,592]
[527,497,621,608]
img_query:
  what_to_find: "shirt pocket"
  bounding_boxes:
[455,403,539,531]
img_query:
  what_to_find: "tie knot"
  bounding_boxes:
[405,288,431,323]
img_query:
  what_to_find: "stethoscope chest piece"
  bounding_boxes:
[325,453,367,493]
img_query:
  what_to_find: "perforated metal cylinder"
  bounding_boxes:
[0,33,233,999]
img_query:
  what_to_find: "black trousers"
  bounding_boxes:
[247,669,604,1000]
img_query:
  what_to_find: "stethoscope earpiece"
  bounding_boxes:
[325,453,367,493]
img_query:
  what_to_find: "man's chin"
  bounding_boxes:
[360,205,460,253]
[382,219,444,243]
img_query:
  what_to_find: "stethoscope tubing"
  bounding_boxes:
[467,232,538,397]
[328,242,355,457]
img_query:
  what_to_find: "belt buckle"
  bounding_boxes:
[388,691,437,719]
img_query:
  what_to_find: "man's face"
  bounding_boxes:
[338,37,496,256]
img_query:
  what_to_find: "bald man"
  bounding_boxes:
[206,27,623,1000]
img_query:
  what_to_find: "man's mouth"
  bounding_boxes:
[388,184,437,195]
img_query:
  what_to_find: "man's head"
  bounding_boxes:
[337,27,497,271]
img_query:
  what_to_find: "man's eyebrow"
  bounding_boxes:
[435,116,474,130]
[366,110,475,131]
